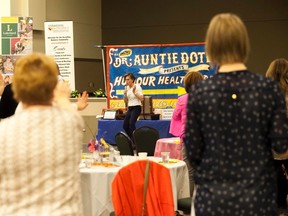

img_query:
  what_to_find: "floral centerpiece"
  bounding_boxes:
[87,138,97,152]
[83,118,115,164]
[87,137,110,153]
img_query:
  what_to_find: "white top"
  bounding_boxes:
[126,84,143,107]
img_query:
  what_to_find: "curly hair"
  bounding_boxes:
[266,58,288,94]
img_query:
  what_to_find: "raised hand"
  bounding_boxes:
[54,81,71,100]
[123,85,128,95]
[77,91,89,111]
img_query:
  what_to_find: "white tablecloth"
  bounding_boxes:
[80,157,189,216]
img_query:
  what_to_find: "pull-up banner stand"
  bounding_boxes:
[44,21,75,90]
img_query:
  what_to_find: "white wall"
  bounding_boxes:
[0,0,11,16]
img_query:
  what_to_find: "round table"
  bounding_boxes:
[80,156,189,216]
[154,137,183,160]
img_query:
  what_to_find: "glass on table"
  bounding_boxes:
[161,152,170,163]
[85,158,94,168]
[138,152,148,160]
[114,150,122,163]
[98,146,111,162]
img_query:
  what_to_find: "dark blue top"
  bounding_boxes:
[184,70,288,216]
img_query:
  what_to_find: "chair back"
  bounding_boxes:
[112,160,175,216]
[133,126,160,156]
[115,131,134,156]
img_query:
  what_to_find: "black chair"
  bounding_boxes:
[115,131,134,156]
[177,197,192,214]
[132,126,160,156]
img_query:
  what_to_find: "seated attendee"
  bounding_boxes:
[169,71,204,196]
[0,83,18,118]
[0,53,84,215]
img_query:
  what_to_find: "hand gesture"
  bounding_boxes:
[77,91,89,111]
[124,86,128,95]
[53,81,73,110]
[53,81,71,100]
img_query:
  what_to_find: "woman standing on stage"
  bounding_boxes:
[123,72,143,138]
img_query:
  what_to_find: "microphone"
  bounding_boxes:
[124,86,128,96]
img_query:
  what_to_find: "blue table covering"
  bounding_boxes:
[97,120,173,145]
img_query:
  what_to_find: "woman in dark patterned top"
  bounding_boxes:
[184,13,288,216]
[266,58,288,214]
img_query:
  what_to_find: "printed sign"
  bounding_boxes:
[44,21,75,90]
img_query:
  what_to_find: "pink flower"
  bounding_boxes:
[87,139,96,152]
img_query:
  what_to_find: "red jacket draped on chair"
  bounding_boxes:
[112,160,175,216]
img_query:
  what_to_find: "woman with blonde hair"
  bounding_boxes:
[184,13,288,215]
[0,53,84,215]
[266,58,288,215]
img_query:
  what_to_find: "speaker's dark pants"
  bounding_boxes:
[123,105,142,138]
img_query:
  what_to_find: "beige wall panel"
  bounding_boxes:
[46,0,102,59]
